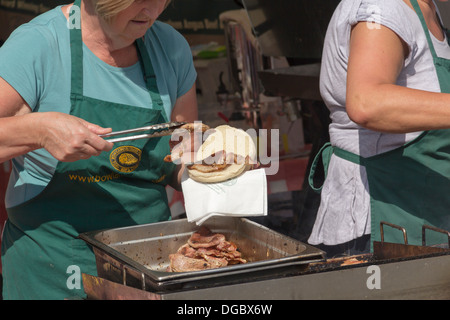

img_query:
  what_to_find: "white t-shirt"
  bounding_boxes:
[309,0,450,246]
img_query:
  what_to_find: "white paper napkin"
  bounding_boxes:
[181,168,267,225]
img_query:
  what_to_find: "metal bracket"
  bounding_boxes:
[422,225,450,248]
[380,221,408,245]
[380,221,450,248]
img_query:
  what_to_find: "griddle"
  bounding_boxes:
[79,217,325,293]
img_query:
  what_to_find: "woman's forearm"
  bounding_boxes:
[0,112,113,163]
[168,164,184,191]
[0,113,42,162]
[347,83,450,133]
[346,22,450,134]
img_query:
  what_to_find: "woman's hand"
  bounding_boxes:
[36,112,114,162]
[168,83,199,190]
[0,77,113,162]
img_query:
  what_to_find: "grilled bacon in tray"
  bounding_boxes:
[167,226,247,272]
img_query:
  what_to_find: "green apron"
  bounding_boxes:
[309,0,450,251]
[1,0,175,299]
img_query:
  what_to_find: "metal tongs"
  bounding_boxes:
[99,121,186,143]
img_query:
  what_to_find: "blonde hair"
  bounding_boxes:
[94,0,172,21]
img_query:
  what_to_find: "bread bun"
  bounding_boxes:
[187,125,257,183]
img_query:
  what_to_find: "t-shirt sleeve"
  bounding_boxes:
[350,0,415,52]
[0,24,53,111]
[175,33,197,98]
[156,22,197,98]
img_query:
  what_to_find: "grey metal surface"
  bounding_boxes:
[159,254,450,300]
[99,121,186,143]
[83,253,450,300]
[258,64,322,100]
[80,217,325,293]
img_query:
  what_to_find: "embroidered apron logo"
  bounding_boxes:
[110,146,142,173]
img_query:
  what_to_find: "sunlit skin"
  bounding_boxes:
[96,0,168,50]
[345,0,450,133]
[63,0,168,67]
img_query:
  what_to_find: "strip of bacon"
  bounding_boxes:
[168,226,247,272]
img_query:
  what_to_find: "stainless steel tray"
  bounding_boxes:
[80,217,325,293]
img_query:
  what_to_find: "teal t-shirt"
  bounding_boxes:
[0,6,197,207]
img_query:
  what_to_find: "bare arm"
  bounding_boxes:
[170,83,198,123]
[0,77,113,163]
[346,22,450,133]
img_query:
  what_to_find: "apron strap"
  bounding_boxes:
[308,143,366,192]
[136,38,165,113]
[411,0,439,59]
[69,0,83,97]
[308,143,334,192]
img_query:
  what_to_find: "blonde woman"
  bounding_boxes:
[0,0,197,299]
